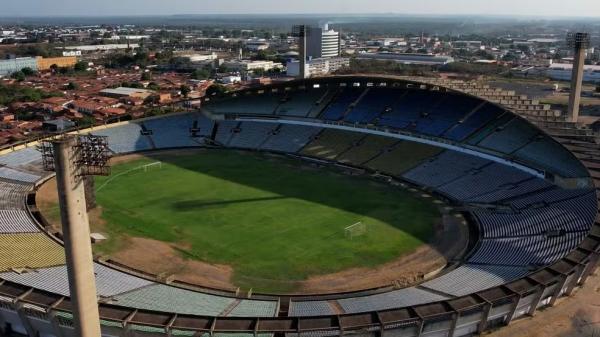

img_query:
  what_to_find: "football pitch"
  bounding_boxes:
[94,150,440,293]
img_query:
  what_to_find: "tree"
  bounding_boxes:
[179,85,191,97]
[206,84,228,96]
[141,72,152,81]
[21,67,35,76]
[147,82,160,91]
[191,68,210,80]
[66,82,79,90]
[11,71,25,82]
[74,61,88,72]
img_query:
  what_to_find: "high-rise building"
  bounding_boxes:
[306,23,341,59]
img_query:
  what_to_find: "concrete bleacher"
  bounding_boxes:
[91,123,153,154]
[0,210,40,233]
[469,232,587,266]
[275,90,327,117]
[206,94,281,116]
[144,114,211,148]
[113,283,240,316]
[420,264,530,297]
[320,88,364,121]
[337,135,398,166]
[402,150,490,189]
[228,122,278,149]
[0,166,41,184]
[289,300,334,317]
[0,233,65,272]
[301,129,364,160]
[0,147,42,167]
[0,263,154,297]
[227,299,279,317]
[364,141,443,176]
[260,124,322,153]
[0,181,31,209]
[337,287,449,314]
[514,137,590,178]
[475,118,538,154]
[214,121,241,146]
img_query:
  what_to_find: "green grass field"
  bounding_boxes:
[94,150,440,292]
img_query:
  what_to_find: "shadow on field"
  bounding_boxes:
[141,148,440,244]
[172,196,288,210]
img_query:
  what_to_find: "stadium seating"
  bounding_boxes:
[301,129,364,160]
[0,210,40,233]
[227,299,279,317]
[228,122,278,149]
[215,121,242,146]
[468,232,586,266]
[289,300,334,317]
[337,288,449,313]
[0,233,65,272]
[0,166,41,184]
[411,94,482,137]
[0,181,31,209]
[343,88,399,124]
[0,147,42,167]
[260,124,322,153]
[364,141,443,176]
[0,263,154,297]
[336,135,398,166]
[206,94,281,116]
[320,88,364,121]
[91,123,153,154]
[402,150,490,189]
[442,103,505,142]
[113,283,249,316]
[420,264,530,297]
[144,113,213,148]
[275,89,327,117]
[475,118,538,154]
[514,136,590,178]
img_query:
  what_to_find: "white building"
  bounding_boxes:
[245,39,270,51]
[546,63,600,83]
[287,57,350,77]
[306,24,341,59]
[223,60,283,73]
[356,52,454,66]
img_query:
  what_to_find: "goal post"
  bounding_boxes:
[344,221,368,239]
[96,161,163,192]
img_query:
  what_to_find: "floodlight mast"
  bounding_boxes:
[42,134,111,337]
[566,32,590,123]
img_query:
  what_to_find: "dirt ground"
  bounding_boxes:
[34,150,469,294]
[486,270,600,337]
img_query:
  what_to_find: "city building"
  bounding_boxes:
[245,39,270,51]
[286,57,350,77]
[223,60,283,73]
[100,87,154,99]
[546,63,600,83]
[37,56,78,71]
[306,24,341,59]
[356,52,454,65]
[0,57,38,76]
[174,51,218,62]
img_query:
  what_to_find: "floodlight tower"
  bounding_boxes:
[292,25,308,79]
[41,135,111,337]
[566,32,590,122]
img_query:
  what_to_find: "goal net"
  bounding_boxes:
[344,222,368,239]
[96,161,163,191]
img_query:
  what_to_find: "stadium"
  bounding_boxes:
[0,75,598,337]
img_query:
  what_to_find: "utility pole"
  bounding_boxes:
[41,135,111,337]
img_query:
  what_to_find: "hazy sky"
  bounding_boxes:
[2,0,600,17]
